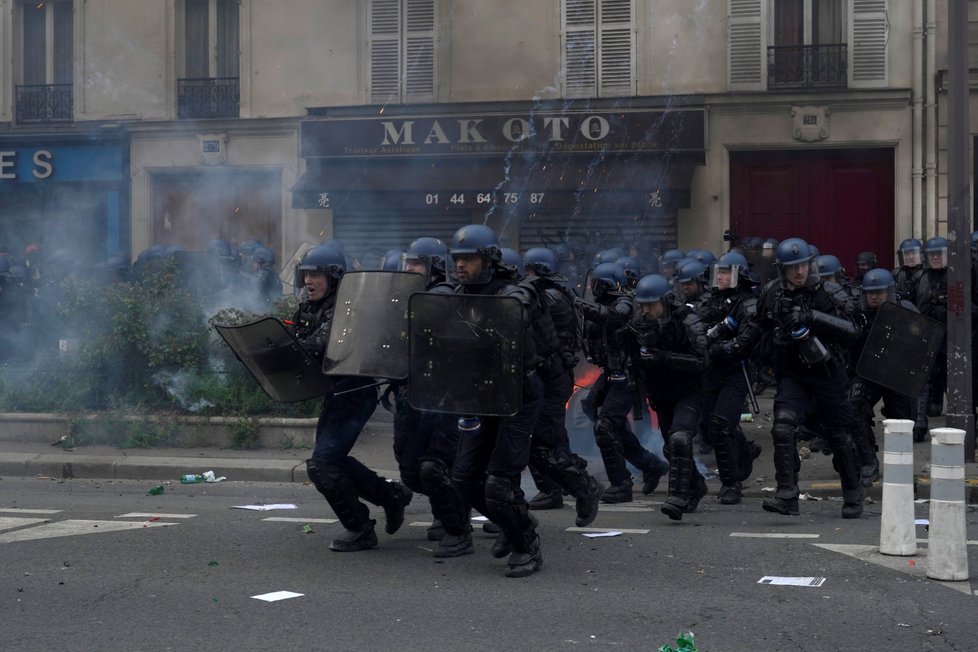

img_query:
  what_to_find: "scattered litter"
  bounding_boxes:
[302,524,314,534]
[251,590,303,602]
[757,576,826,587]
[658,631,697,652]
[208,561,219,567]
[142,516,161,527]
[470,515,489,522]
[761,486,775,493]
[864,496,876,505]
[799,492,822,501]
[232,504,297,511]
[914,499,930,504]
[897,623,910,627]
[181,471,227,484]
[908,559,917,567]
[799,447,811,459]
[148,485,165,496]
[202,471,226,483]
[581,531,623,538]
[915,519,929,526]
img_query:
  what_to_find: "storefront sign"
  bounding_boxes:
[302,108,705,159]
[0,143,124,185]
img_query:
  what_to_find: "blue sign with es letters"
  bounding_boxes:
[0,143,124,186]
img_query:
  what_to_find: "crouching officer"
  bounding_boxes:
[628,274,710,521]
[723,238,864,518]
[292,244,413,551]
[447,225,546,578]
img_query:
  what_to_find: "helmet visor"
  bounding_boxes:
[925,247,947,270]
[898,246,921,268]
[777,257,818,289]
[710,264,741,290]
[860,287,895,311]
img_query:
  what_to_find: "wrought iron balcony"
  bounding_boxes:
[177,77,240,119]
[767,44,847,90]
[15,84,73,124]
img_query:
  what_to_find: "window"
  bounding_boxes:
[728,0,887,92]
[562,0,634,98]
[369,0,438,104]
[179,0,240,119]
[16,0,73,124]
[769,0,847,89]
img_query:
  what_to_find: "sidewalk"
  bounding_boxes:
[0,398,975,503]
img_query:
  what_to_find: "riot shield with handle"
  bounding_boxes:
[408,292,523,416]
[324,270,427,379]
[215,317,334,402]
[855,301,945,398]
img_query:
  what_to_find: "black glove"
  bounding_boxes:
[640,347,668,364]
[784,309,812,331]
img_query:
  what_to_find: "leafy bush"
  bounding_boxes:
[0,262,320,424]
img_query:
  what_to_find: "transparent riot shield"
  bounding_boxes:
[214,317,333,402]
[855,301,946,398]
[279,242,316,289]
[408,292,523,416]
[324,270,427,379]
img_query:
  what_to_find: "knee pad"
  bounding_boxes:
[485,474,516,504]
[669,430,694,457]
[419,459,448,488]
[399,469,424,495]
[771,418,798,446]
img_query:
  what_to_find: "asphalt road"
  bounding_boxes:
[1,476,976,651]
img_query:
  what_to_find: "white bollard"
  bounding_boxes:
[926,427,969,581]
[879,419,916,556]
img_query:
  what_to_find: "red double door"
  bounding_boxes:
[730,148,895,271]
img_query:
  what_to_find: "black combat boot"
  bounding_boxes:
[641,457,669,495]
[505,536,543,578]
[575,477,604,527]
[426,519,445,542]
[841,488,865,519]
[434,530,475,558]
[762,495,800,516]
[718,481,742,505]
[528,488,564,510]
[600,478,633,504]
[329,519,378,552]
[382,481,414,535]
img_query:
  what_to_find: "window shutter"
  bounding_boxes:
[848,0,888,88]
[563,0,597,97]
[370,0,401,104]
[728,0,766,91]
[598,0,633,97]
[404,0,436,101]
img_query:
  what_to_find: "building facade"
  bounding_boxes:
[0,1,965,272]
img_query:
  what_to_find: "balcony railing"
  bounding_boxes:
[15,84,73,124]
[767,44,847,90]
[177,77,240,119]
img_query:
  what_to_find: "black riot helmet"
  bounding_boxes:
[401,237,447,283]
[449,224,502,285]
[854,251,878,280]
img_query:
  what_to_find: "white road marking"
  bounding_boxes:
[116,513,197,519]
[0,508,62,514]
[567,527,650,534]
[262,517,337,524]
[0,519,177,544]
[597,505,663,512]
[0,517,50,532]
[730,532,820,539]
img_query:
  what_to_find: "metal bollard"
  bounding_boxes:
[879,419,916,556]
[926,428,969,581]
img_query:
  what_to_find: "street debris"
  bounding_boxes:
[757,576,827,587]
[232,504,297,511]
[251,590,304,602]
[581,531,623,538]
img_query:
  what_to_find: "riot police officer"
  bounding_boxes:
[724,238,864,518]
[292,244,413,552]
[893,238,925,303]
[447,224,546,578]
[390,237,473,558]
[701,252,763,504]
[915,236,949,417]
[848,269,916,485]
[522,247,604,526]
[578,263,669,504]
[628,275,710,521]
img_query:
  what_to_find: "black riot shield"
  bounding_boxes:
[855,301,946,398]
[214,318,334,402]
[408,292,523,416]
[324,271,427,379]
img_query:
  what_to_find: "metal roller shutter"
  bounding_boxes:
[517,211,677,258]
[332,210,471,261]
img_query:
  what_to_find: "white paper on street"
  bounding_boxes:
[757,576,826,587]
[232,504,298,511]
[915,519,929,525]
[581,531,623,538]
[251,591,304,602]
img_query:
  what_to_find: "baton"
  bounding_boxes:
[741,360,760,415]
